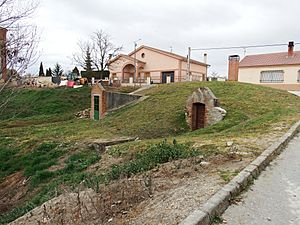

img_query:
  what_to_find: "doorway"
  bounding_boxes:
[122,64,135,83]
[162,71,175,83]
[94,95,100,120]
[192,103,205,130]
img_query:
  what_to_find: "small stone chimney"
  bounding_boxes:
[288,41,294,57]
[228,55,240,81]
[0,27,7,81]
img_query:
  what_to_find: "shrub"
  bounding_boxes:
[107,140,199,180]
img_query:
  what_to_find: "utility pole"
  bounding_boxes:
[134,39,141,83]
[187,47,191,81]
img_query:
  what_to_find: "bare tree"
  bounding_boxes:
[0,0,38,28]
[0,0,39,86]
[72,40,94,70]
[73,30,122,72]
[0,0,39,115]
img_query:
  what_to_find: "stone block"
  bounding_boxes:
[179,210,209,225]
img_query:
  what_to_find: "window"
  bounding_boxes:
[298,70,300,82]
[141,53,145,58]
[260,70,284,83]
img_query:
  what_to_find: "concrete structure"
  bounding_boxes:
[91,83,106,120]
[185,87,226,131]
[91,83,141,120]
[109,45,209,84]
[0,27,7,81]
[228,42,300,91]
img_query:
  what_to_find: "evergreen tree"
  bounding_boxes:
[84,47,93,71]
[52,63,63,77]
[39,62,45,76]
[48,68,52,77]
[72,66,80,77]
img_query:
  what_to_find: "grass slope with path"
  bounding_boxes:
[0,82,299,224]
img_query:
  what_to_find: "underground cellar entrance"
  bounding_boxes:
[192,103,206,130]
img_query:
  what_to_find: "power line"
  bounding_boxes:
[191,42,300,51]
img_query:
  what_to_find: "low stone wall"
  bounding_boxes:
[106,92,141,111]
[91,83,142,120]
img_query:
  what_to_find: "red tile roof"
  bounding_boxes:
[129,45,209,67]
[239,51,300,68]
[108,54,146,65]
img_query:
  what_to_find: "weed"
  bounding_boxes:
[218,169,240,183]
[106,140,200,180]
[211,216,224,224]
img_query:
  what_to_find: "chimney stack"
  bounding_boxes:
[228,55,240,81]
[288,41,294,57]
[0,27,7,81]
[203,53,207,64]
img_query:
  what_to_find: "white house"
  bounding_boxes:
[228,42,300,91]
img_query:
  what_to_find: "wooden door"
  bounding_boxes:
[192,103,205,130]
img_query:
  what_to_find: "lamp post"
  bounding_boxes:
[134,39,141,83]
[186,46,191,81]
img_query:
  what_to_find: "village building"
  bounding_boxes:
[0,27,7,81]
[108,45,209,84]
[228,41,300,91]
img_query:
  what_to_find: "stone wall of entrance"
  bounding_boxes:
[186,87,226,130]
[91,83,142,120]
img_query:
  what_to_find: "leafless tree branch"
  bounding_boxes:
[0,0,40,108]
[72,40,93,69]
[73,29,122,71]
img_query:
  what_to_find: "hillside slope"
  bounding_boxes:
[0,82,300,224]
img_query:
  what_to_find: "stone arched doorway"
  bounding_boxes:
[122,64,135,83]
[192,103,206,130]
[186,87,226,131]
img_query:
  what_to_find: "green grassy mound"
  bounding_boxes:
[0,82,299,224]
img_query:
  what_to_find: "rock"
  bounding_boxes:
[199,161,210,167]
[75,108,91,118]
[226,141,234,147]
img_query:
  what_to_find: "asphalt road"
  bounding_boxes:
[222,134,300,225]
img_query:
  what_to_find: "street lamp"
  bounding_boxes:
[187,46,191,81]
[134,38,141,83]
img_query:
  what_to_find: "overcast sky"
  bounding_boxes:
[30,0,300,76]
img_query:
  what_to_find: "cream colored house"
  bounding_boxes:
[108,45,208,84]
[228,42,300,91]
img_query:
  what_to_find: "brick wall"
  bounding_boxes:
[90,83,141,120]
[0,27,7,81]
[228,55,240,81]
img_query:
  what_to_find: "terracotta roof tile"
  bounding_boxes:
[129,45,209,67]
[239,51,300,67]
[108,54,146,65]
